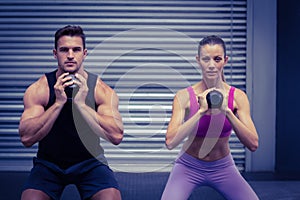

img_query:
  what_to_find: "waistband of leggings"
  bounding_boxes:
[176,152,235,169]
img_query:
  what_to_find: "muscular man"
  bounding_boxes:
[19,25,124,200]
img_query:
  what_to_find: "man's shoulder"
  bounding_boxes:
[96,78,113,91]
[24,74,49,106]
[27,75,47,91]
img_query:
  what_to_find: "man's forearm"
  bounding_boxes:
[75,103,123,145]
[19,102,63,147]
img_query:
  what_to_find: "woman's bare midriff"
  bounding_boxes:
[183,136,231,161]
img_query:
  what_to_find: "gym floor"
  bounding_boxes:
[1,171,300,200]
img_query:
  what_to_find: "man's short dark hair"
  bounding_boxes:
[54,25,86,49]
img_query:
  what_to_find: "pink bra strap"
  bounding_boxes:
[187,86,235,118]
[228,87,235,110]
[187,86,198,118]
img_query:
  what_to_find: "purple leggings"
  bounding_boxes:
[161,153,259,200]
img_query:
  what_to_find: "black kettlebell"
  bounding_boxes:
[66,74,78,88]
[65,74,79,101]
[206,90,223,108]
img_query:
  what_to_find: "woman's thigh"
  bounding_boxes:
[210,165,259,200]
[161,162,205,200]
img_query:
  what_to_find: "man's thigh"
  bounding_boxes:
[76,164,120,200]
[22,160,65,200]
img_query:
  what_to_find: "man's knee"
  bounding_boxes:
[21,189,51,200]
[91,188,121,200]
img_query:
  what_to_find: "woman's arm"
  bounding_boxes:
[165,89,208,149]
[225,89,259,151]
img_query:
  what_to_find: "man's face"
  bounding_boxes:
[53,35,87,74]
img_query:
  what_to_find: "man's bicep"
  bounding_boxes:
[21,87,46,121]
[21,103,45,122]
[97,99,122,120]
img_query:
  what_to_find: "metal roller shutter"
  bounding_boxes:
[0,0,247,172]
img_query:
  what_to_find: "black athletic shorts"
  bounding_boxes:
[22,157,119,200]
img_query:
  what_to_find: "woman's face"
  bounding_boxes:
[196,44,228,83]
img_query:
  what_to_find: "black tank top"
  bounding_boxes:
[37,70,105,169]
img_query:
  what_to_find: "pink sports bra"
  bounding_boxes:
[187,86,235,138]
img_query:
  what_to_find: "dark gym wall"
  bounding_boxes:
[276,0,300,173]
